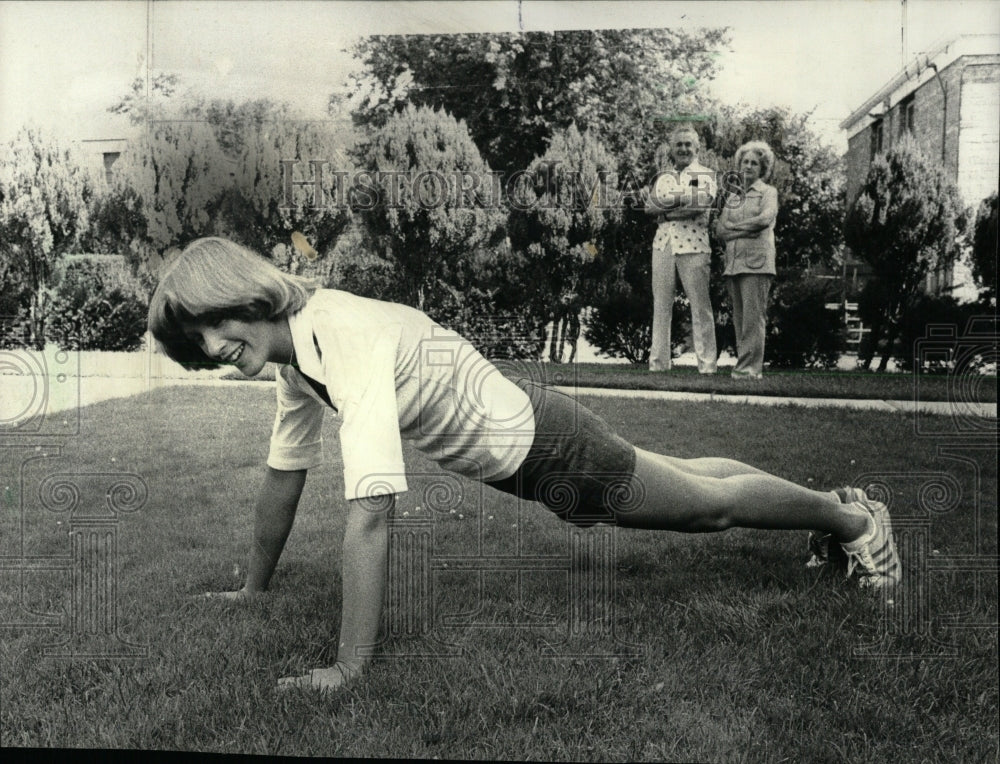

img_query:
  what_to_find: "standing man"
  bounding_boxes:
[645,125,718,374]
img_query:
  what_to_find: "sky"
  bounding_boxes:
[1,0,998,152]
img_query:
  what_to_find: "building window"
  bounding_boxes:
[898,95,916,137]
[869,119,884,160]
[102,152,121,184]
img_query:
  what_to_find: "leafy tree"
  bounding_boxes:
[683,106,848,370]
[507,125,619,361]
[350,104,506,311]
[971,192,997,302]
[0,126,96,348]
[844,137,969,371]
[108,73,182,124]
[705,105,845,273]
[343,29,729,180]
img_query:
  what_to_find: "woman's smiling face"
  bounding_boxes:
[740,153,762,184]
[184,317,282,376]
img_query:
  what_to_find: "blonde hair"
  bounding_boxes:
[734,140,775,182]
[147,237,318,369]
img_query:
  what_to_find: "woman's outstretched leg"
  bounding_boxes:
[617,447,867,541]
[612,448,901,589]
[647,452,770,479]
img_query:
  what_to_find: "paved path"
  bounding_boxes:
[4,373,994,429]
[554,385,998,418]
[2,339,997,429]
[6,346,992,426]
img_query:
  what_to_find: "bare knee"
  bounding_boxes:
[680,504,734,533]
[658,474,738,532]
[624,449,740,533]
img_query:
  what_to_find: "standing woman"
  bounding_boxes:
[715,141,778,379]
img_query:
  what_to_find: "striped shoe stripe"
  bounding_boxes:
[874,548,898,564]
[873,546,897,567]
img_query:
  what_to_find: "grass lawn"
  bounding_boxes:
[224,361,999,403]
[1,386,996,759]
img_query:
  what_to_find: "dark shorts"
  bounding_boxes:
[485,378,638,526]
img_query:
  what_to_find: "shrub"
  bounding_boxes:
[331,232,543,360]
[582,210,658,364]
[764,274,844,369]
[584,271,653,364]
[0,283,31,349]
[583,259,697,366]
[428,285,545,361]
[0,283,26,316]
[971,193,998,301]
[334,252,402,302]
[427,244,546,361]
[44,258,148,351]
[0,308,32,350]
[895,294,984,373]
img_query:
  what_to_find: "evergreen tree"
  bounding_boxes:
[217,115,352,285]
[0,126,96,347]
[507,125,619,362]
[96,81,351,288]
[95,120,228,284]
[351,104,506,311]
[844,137,969,371]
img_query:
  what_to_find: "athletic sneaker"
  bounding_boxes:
[840,495,902,589]
[805,488,868,568]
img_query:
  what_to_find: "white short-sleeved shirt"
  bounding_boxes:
[266,289,535,500]
[651,160,717,254]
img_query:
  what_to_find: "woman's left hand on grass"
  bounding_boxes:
[277,662,362,693]
[198,586,257,602]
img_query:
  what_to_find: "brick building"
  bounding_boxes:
[841,34,1000,302]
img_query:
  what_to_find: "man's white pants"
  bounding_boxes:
[649,246,717,373]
